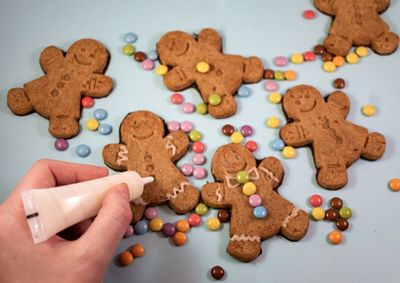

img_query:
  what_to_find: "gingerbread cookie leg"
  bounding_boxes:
[49,115,80,139]
[324,34,352,57]
[7,88,33,115]
[280,208,309,241]
[362,132,386,160]
[207,93,237,119]
[227,236,261,262]
[371,31,399,55]
[317,163,347,190]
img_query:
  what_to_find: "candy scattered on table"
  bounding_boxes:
[336,218,349,231]
[333,56,345,67]
[124,225,134,238]
[264,81,279,92]
[188,213,202,227]
[155,65,168,75]
[167,121,180,132]
[141,58,154,70]
[172,231,187,246]
[389,178,400,191]
[237,85,250,97]
[314,44,326,55]
[98,123,112,135]
[217,209,231,223]
[134,51,147,62]
[271,138,285,151]
[266,116,281,128]
[192,153,205,165]
[180,121,194,133]
[124,32,138,44]
[268,92,282,104]
[182,102,195,114]
[355,46,368,57]
[118,251,134,266]
[208,94,222,106]
[76,144,91,157]
[311,207,325,221]
[245,140,258,152]
[180,163,194,176]
[346,53,359,64]
[304,51,316,61]
[196,103,208,114]
[303,10,316,19]
[195,203,209,216]
[230,131,244,144]
[94,108,108,120]
[211,265,225,280]
[274,56,289,67]
[222,124,235,136]
[284,70,297,81]
[134,221,148,235]
[362,104,376,116]
[86,118,99,131]
[207,217,221,231]
[309,194,323,207]
[144,207,158,220]
[264,69,275,79]
[170,93,184,105]
[122,44,135,56]
[333,78,345,89]
[162,223,176,237]
[339,207,352,219]
[189,130,202,142]
[129,244,145,257]
[149,217,164,232]
[282,146,296,159]
[54,138,68,151]
[176,219,190,233]
[192,141,205,153]
[328,230,343,245]
[147,50,158,61]
[81,96,94,108]
[290,53,304,64]
[322,52,334,62]
[325,208,339,221]
[323,61,336,73]
[193,167,207,179]
[330,197,343,210]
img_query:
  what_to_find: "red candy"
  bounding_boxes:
[303,51,316,61]
[309,194,323,207]
[188,213,202,227]
[81,96,94,108]
[303,10,316,19]
[245,140,258,152]
[192,141,205,153]
[170,93,184,105]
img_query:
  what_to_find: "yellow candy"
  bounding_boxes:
[86,118,99,131]
[346,53,359,64]
[323,61,336,73]
[149,217,164,232]
[155,65,168,76]
[356,46,368,57]
[196,61,210,73]
[284,70,297,81]
[243,182,257,196]
[311,207,325,221]
[362,104,376,116]
[333,56,345,67]
[290,53,304,64]
[282,146,296,159]
[266,116,281,128]
[207,217,221,231]
[268,92,282,104]
[122,44,135,56]
[230,132,244,144]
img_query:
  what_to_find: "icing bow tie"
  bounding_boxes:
[225,167,260,189]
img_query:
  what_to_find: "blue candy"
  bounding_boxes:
[237,85,250,97]
[98,123,112,135]
[124,32,137,44]
[76,144,91,157]
[93,108,108,121]
[253,206,267,219]
[134,220,148,235]
[147,50,158,61]
[271,138,285,151]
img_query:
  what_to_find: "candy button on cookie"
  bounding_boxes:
[155,65,168,75]
[54,139,68,151]
[237,85,250,97]
[207,217,221,231]
[130,244,145,257]
[268,92,282,104]
[118,251,133,266]
[311,207,325,221]
[170,93,184,105]
[389,178,400,191]
[173,232,187,246]
[195,203,209,216]
[346,53,359,64]
[290,53,304,64]
[243,182,257,196]
[189,130,202,142]
[122,44,135,56]
[356,46,368,57]
[339,207,352,219]
[196,61,210,73]
[328,230,343,245]
[208,94,222,106]
[144,207,158,220]
[309,194,323,207]
[245,140,258,152]
[253,206,267,219]
[196,103,208,115]
[176,219,190,233]
[188,213,202,227]
[266,116,281,128]
[230,132,244,144]
[76,144,91,157]
[124,32,137,44]
[282,146,296,159]
[362,104,376,116]
[248,194,262,207]
[86,118,99,131]
[236,171,249,184]
[149,217,164,232]
[323,61,336,73]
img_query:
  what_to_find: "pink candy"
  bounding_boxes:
[249,194,262,207]
[167,121,180,132]
[240,125,253,137]
[274,56,288,67]
[192,167,207,179]
[123,225,134,238]
[144,207,158,220]
[264,81,279,92]
[141,59,154,70]
[181,163,194,176]
[182,103,195,114]
[192,153,205,165]
[180,121,194,132]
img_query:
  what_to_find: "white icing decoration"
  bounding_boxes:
[281,207,299,228]
[226,175,240,189]
[166,181,190,200]
[216,184,223,203]
[259,166,279,183]
[117,145,128,166]
[231,234,261,243]
[225,167,260,188]
[165,136,177,157]
[133,197,149,206]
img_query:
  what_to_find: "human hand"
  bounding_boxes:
[0,159,132,283]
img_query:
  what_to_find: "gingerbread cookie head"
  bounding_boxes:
[157,28,264,119]
[315,0,399,56]
[120,111,165,144]
[66,39,109,73]
[202,143,309,262]
[281,85,386,189]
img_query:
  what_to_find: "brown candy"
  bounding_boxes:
[222,124,235,136]
[325,208,339,221]
[330,197,343,209]
[211,266,225,280]
[264,69,275,80]
[314,44,326,55]
[217,209,231,223]
[333,78,345,89]
[336,218,349,231]
[134,51,147,62]
[322,52,334,62]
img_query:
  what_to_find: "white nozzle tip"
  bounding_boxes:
[142,176,154,185]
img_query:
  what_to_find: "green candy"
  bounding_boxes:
[122,44,135,56]
[189,130,202,142]
[195,203,208,216]
[236,171,250,184]
[339,207,352,219]
[274,71,285,81]
[208,94,222,106]
[196,103,208,115]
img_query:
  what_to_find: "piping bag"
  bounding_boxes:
[20,171,153,244]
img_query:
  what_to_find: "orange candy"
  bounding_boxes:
[389,178,400,191]
[176,219,190,233]
[333,56,345,67]
[284,70,297,81]
[129,244,145,257]
[328,230,343,244]
[118,251,134,266]
[172,232,187,246]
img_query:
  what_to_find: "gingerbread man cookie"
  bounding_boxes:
[7,39,112,138]
[201,144,309,262]
[103,111,200,223]
[315,0,399,56]
[157,28,264,118]
[280,85,386,190]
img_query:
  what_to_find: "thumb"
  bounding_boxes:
[78,183,132,258]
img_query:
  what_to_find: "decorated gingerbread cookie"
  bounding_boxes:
[201,144,309,262]
[7,39,112,139]
[315,0,399,56]
[157,28,264,118]
[103,111,200,223]
[280,85,386,190]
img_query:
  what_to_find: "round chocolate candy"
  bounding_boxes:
[264,69,275,80]
[333,78,346,89]
[134,51,147,62]
[222,124,235,136]
[211,266,225,280]
[336,218,349,231]
[322,52,334,62]
[217,209,231,223]
[313,44,326,55]
[325,208,339,221]
[330,197,343,210]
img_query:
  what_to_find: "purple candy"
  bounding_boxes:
[180,121,194,133]
[124,225,134,238]
[162,223,176,237]
[181,163,194,176]
[144,207,158,220]
[182,103,195,114]
[168,121,180,132]
[192,153,205,165]
[240,125,253,137]
[193,167,207,179]
[54,138,69,151]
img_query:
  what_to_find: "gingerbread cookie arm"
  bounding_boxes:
[280,122,312,147]
[314,0,337,16]
[201,182,231,208]
[81,74,113,98]
[258,157,284,190]
[198,28,222,51]
[102,143,129,171]
[163,66,195,91]
[7,88,33,115]
[373,0,390,13]
[243,57,264,83]
[164,131,189,162]
[39,46,65,74]
[327,91,350,118]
